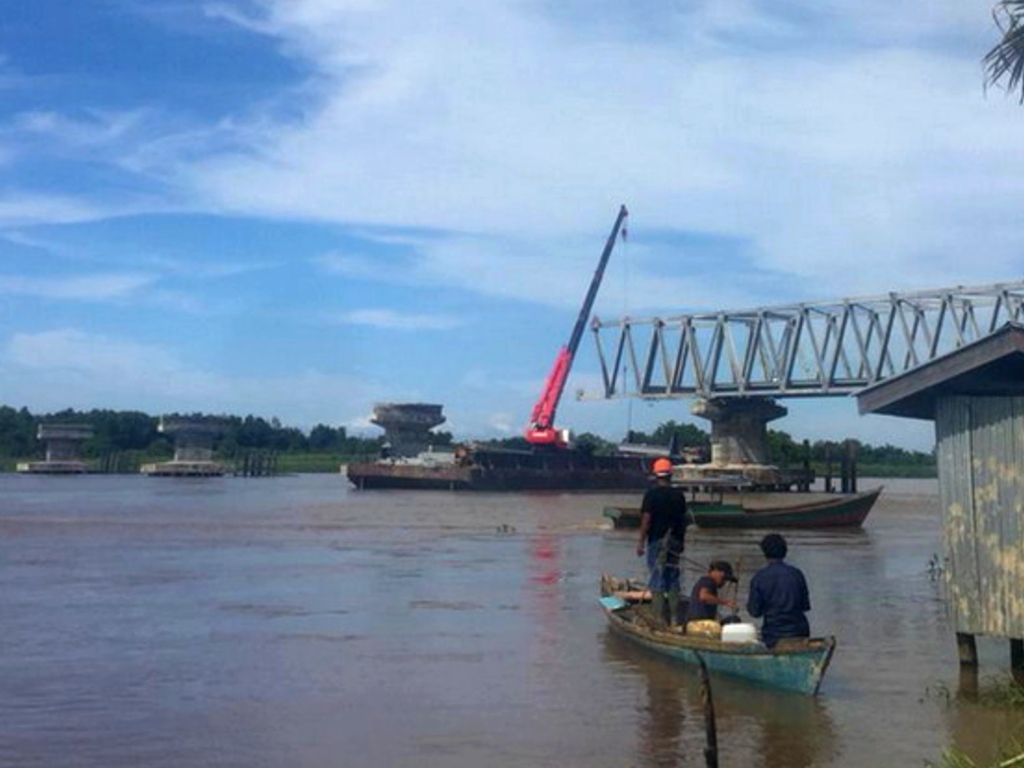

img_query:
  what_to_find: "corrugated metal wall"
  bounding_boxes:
[936,396,1024,638]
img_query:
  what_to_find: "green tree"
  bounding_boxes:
[766,429,805,466]
[309,423,343,451]
[236,415,275,448]
[0,406,39,458]
[574,432,618,455]
[648,420,709,449]
[429,430,454,446]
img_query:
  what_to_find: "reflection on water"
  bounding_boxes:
[947,668,1024,765]
[0,475,1021,768]
[601,632,839,768]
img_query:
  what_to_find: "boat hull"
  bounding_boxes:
[691,487,882,528]
[347,449,653,491]
[599,578,835,695]
[604,487,882,529]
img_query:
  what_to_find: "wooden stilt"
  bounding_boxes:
[1011,638,1024,684]
[824,443,834,493]
[957,666,979,699]
[956,632,978,667]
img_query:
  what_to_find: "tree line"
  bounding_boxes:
[0,406,407,462]
[457,419,934,472]
[0,406,934,472]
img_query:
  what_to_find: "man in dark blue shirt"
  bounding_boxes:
[747,533,811,648]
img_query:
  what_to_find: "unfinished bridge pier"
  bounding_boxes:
[370,403,447,459]
[681,396,806,488]
[17,423,94,474]
[691,396,786,466]
[141,416,228,476]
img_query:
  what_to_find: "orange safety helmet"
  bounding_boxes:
[651,458,674,477]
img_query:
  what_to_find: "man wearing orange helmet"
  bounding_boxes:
[636,457,691,626]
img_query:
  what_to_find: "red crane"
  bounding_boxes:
[524,205,629,449]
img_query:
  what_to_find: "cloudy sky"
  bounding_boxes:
[0,0,1019,451]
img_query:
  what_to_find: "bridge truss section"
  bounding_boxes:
[589,280,1024,400]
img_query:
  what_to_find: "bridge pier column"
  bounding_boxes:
[141,417,229,476]
[690,397,787,467]
[16,423,93,473]
[370,403,446,459]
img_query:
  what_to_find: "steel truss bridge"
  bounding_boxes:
[589,280,1024,401]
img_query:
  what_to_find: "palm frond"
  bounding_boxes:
[984,0,1024,101]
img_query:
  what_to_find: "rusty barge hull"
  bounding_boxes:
[346,450,653,492]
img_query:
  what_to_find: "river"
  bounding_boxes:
[1,474,1021,768]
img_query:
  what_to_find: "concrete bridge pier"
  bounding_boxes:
[17,423,94,473]
[370,403,446,459]
[690,396,788,466]
[141,417,228,476]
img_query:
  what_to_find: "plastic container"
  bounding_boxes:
[720,623,758,643]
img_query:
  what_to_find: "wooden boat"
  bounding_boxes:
[603,486,882,530]
[599,575,836,695]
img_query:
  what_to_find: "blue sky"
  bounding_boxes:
[0,0,1018,451]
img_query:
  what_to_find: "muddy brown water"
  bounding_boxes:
[2,474,1021,767]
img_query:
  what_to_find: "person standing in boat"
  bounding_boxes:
[685,560,739,626]
[636,457,691,626]
[747,533,811,648]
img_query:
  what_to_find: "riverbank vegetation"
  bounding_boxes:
[0,405,935,476]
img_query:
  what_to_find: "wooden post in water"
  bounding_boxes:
[800,439,811,492]
[1011,638,1024,684]
[843,438,851,493]
[823,442,834,493]
[695,653,718,768]
[956,632,978,667]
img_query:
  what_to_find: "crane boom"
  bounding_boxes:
[525,204,629,448]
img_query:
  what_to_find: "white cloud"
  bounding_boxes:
[2,328,378,429]
[325,308,463,330]
[15,109,152,149]
[163,0,1021,305]
[314,251,403,280]
[0,194,112,227]
[0,273,156,300]
[0,0,1011,450]
[6,1,1019,306]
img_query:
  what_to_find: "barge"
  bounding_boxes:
[346,447,653,491]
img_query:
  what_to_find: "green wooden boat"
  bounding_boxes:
[603,486,882,530]
[599,575,836,695]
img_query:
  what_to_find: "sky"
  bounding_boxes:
[0,0,1020,452]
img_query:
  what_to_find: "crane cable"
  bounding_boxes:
[620,211,634,436]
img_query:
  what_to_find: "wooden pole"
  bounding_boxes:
[695,653,718,768]
[824,442,833,493]
[847,440,858,494]
[801,439,811,492]
[1011,638,1024,684]
[956,632,978,667]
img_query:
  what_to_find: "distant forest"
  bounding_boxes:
[0,406,390,466]
[0,406,935,475]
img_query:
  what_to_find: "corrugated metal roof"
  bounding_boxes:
[858,322,1024,419]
